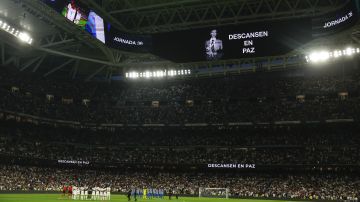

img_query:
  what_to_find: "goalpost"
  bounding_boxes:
[199,187,230,199]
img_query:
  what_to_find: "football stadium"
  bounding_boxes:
[0,0,360,202]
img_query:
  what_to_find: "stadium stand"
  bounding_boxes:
[0,64,359,200]
[0,65,360,124]
[0,165,359,200]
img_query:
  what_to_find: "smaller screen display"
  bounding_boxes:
[86,11,105,43]
[43,0,105,43]
[62,1,88,28]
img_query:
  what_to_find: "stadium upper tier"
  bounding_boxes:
[0,63,360,125]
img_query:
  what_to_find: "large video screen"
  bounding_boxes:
[43,0,358,63]
[43,0,105,43]
[43,0,151,49]
[87,11,105,43]
[152,19,312,62]
[105,23,152,52]
[61,1,87,28]
[312,0,358,37]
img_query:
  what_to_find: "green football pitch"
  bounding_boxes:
[0,194,299,202]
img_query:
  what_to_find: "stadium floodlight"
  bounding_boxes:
[128,71,139,79]
[0,19,33,45]
[168,70,176,76]
[158,71,164,77]
[19,32,30,43]
[154,71,162,77]
[307,51,329,63]
[333,50,341,58]
[306,47,360,64]
[345,47,355,56]
[145,71,151,78]
[125,69,191,79]
[319,51,330,61]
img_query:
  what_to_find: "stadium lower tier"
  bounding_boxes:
[1,146,359,166]
[0,121,359,167]
[0,165,359,201]
[1,194,356,202]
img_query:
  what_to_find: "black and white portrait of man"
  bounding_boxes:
[205,29,223,60]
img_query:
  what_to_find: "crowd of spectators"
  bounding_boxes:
[0,165,359,201]
[1,65,360,200]
[0,121,359,166]
[1,66,360,123]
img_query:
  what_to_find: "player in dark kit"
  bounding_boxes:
[127,189,131,201]
[175,188,179,200]
[168,189,173,200]
[133,188,138,201]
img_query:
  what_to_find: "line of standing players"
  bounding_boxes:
[127,188,179,201]
[62,185,111,200]
[63,185,73,197]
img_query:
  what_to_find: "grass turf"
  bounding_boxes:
[0,194,296,202]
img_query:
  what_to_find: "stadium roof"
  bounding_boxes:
[84,0,346,33]
[0,0,358,81]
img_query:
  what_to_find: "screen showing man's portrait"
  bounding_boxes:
[205,29,223,60]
